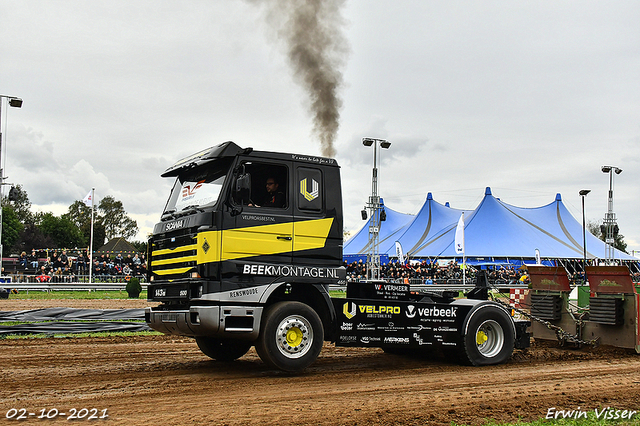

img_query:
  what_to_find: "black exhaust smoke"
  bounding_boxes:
[260,0,348,158]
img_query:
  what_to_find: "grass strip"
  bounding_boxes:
[457,410,640,425]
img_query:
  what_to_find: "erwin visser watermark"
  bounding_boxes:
[546,406,637,421]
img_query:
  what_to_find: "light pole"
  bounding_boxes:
[601,166,622,264]
[362,137,391,280]
[579,189,590,275]
[0,95,23,278]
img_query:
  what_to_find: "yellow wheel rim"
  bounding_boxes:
[276,315,314,359]
[286,327,304,347]
[476,330,488,345]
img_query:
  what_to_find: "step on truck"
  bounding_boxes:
[146,142,530,372]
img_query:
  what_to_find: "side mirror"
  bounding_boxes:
[235,173,251,205]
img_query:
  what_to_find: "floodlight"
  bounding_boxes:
[380,141,391,149]
[601,166,612,173]
[8,98,22,108]
[614,167,622,175]
[362,138,374,146]
[0,94,23,277]
[579,189,591,196]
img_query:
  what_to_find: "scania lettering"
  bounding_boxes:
[146,142,529,372]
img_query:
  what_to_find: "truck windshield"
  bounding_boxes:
[162,159,232,215]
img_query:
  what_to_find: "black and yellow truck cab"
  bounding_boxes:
[147,142,528,372]
[146,142,345,370]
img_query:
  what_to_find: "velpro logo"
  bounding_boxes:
[300,178,319,201]
[343,302,357,320]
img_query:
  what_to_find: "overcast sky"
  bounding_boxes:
[1,1,639,257]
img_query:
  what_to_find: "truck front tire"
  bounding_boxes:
[461,305,515,366]
[255,301,324,372]
[196,337,252,362]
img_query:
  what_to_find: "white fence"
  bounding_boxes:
[1,282,149,293]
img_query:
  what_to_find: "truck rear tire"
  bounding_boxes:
[461,305,515,366]
[196,337,252,362]
[255,301,324,372]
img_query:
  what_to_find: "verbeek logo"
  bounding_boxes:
[406,305,416,318]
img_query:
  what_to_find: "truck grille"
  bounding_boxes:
[150,232,197,281]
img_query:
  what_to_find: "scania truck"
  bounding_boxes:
[146,142,529,372]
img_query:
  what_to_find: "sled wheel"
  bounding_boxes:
[462,305,515,366]
[195,337,252,362]
[256,301,323,372]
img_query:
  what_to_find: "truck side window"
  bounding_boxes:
[262,176,286,208]
[235,162,288,209]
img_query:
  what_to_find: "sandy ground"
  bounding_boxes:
[1,299,640,425]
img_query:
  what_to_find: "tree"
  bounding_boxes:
[1,206,23,252]
[38,212,85,249]
[586,219,628,254]
[63,201,105,251]
[64,200,93,229]
[84,222,107,252]
[16,223,54,253]
[0,190,137,254]
[130,240,148,254]
[1,184,33,224]
[98,196,139,241]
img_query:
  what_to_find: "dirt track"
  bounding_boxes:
[2,299,640,425]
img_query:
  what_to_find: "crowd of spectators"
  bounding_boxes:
[345,259,530,285]
[14,249,147,283]
[11,250,640,285]
[89,253,147,281]
[571,270,640,286]
[347,259,640,285]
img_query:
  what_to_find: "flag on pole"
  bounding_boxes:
[395,241,405,264]
[85,188,95,284]
[83,190,93,207]
[455,212,465,255]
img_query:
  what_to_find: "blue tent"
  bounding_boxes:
[345,188,635,261]
[385,193,472,257]
[343,198,414,261]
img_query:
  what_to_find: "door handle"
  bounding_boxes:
[277,236,292,241]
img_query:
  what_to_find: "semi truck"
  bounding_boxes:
[145,142,529,372]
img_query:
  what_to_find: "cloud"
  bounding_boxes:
[2,1,639,251]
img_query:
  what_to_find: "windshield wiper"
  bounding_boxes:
[176,205,205,217]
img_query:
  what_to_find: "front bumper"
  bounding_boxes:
[146,305,263,340]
